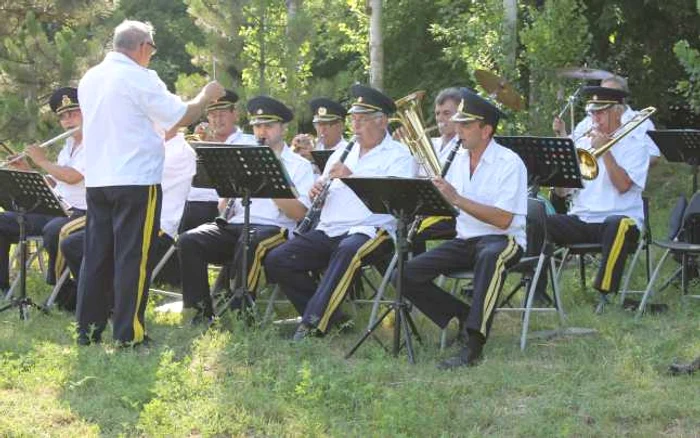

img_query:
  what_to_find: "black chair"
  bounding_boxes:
[440,198,566,350]
[636,192,700,316]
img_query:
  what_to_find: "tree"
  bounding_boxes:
[368,0,383,90]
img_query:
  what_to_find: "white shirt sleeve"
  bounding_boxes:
[136,71,187,131]
[611,137,649,189]
[493,157,528,215]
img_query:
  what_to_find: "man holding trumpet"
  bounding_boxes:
[0,86,86,297]
[291,98,348,171]
[543,86,649,298]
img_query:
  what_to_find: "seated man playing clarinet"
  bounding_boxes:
[177,96,314,324]
[402,89,527,369]
[541,86,649,300]
[264,84,414,341]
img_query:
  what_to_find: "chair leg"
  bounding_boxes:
[440,279,461,350]
[550,257,567,324]
[150,245,176,282]
[619,237,645,303]
[636,249,671,318]
[367,252,397,331]
[520,255,546,350]
[44,268,70,309]
[554,248,570,285]
[578,255,586,288]
[263,284,280,324]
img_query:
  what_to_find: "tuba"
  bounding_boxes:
[392,90,442,177]
[577,107,656,180]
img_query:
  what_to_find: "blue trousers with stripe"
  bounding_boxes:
[402,235,522,339]
[76,185,162,344]
[264,229,392,332]
[546,214,639,294]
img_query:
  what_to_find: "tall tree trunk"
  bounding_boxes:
[368,0,383,90]
[503,0,517,73]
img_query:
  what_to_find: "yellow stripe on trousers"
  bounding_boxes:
[247,229,287,291]
[317,230,389,332]
[417,216,449,234]
[54,215,87,280]
[480,236,519,336]
[601,217,635,292]
[133,185,158,343]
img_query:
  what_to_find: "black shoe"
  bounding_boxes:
[437,345,482,370]
[190,309,215,326]
[76,330,102,346]
[116,334,154,349]
[668,356,700,375]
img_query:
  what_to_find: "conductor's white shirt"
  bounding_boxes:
[569,133,649,229]
[316,133,415,239]
[161,133,196,237]
[446,139,528,248]
[228,145,315,232]
[78,51,187,187]
[54,136,87,210]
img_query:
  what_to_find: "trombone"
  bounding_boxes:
[576,107,656,180]
[0,126,80,168]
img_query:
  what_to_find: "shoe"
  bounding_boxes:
[437,345,483,370]
[190,308,215,326]
[292,323,313,342]
[76,330,102,346]
[116,334,154,349]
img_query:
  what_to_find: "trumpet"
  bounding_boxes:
[576,107,656,180]
[0,126,80,168]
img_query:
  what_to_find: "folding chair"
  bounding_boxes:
[439,198,566,350]
[618,197,654,306]
[5,236,46,299]
[636,192,700,316]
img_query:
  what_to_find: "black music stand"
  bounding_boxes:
[196,145,297,320]
[310,150,334,173]
[495,136,584,196]
[647,130,700,193]
[0,170,67,320]
[191,141,256,189]
[342,177,457,363]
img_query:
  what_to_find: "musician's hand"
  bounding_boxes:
[432,177,460,205]
[292,134,314,160]
[202,81,225,103]
[194,122,209,140]
[309,179,326,201]
[552,117,567,137]
[6,153,31,171]
[24,144,48,165]
[328,162,352,179]
[589,130,611,150]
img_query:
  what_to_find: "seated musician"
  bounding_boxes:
[58,126,197,307]
[180,89,256,233]
[402,89,527,369]
[264,84,414,341]
[177,96,314,324]
[543,86,649,298]
[291,98,348,166]
[412,87,463,255]
[0,87,86,296]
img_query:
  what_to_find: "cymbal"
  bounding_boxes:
[474,69,525,111]
[556,67,613,81]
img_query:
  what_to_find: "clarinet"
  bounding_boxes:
[294,137,356,235]
[407,139,462,242]
[215,137,266,227]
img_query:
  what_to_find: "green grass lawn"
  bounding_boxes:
[0,160,699,437]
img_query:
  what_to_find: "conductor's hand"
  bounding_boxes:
[328,162,352,179]
[309,178,326,201]
[202,81,225,103]
[24,144,48,165]
[432,177,460,205]
[552,117,567,137]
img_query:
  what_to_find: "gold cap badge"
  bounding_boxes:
[61,95,72,108]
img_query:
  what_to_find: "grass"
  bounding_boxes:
[1,160,699,437]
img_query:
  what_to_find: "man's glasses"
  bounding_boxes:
[144,41,157,55]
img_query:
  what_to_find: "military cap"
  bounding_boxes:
[310,97,346,123]
[348,84,396,115]
[49,87,79,115]
[206,89,239,112]
[451,88,504,127]
[247,96,294,125]
[583,86,628,112]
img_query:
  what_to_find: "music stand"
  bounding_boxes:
[495,136,584,196]
[0,170,67,319]
[310,150,334,173]
[342,177,457,363]
[196,145,297,320]
[190,141,254,189]
[647,130,700,193]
